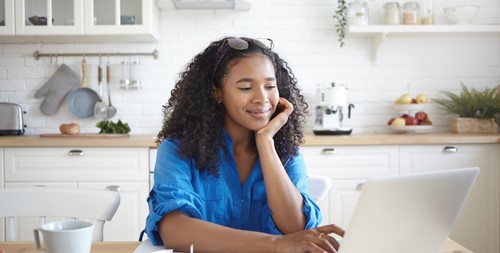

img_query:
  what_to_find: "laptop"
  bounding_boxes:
[338,167,479,253]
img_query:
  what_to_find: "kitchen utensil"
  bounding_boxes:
[105,62,117,119]
[94,63,107,118]
[68,58,100,118]
[0,102,25,135]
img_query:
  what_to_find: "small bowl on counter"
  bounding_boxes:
[443,5,480,24]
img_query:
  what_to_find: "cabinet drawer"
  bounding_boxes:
[301,145,399,178]
[4,147,148,182]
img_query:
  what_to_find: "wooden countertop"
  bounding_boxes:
[303,133,500,146]
[0,133,498,147]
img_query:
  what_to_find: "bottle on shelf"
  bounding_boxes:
[348,0,370,25]
[402,2,421,25]
[421,0,435,25]
[384,2,401,25]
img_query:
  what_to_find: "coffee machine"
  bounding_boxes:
[313,82,355,135]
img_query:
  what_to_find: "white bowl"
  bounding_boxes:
[443,5,479,24]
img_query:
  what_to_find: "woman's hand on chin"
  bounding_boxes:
[256,98,293,138]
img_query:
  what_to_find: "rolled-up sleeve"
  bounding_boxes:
[145,140,203,246]
[261,152,322,234]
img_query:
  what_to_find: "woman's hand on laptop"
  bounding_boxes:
[274,224,345,253]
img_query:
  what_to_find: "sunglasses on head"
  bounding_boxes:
[226,37,274,50]
[212,37,275,83]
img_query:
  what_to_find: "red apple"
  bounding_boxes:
[387,118,395,126]
[401,113,410,119]
[415,111,428,122]
[405,116,419,125]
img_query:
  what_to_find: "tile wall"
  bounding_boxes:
[1,0,499,135]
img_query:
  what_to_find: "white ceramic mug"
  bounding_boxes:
[33,220,94,253]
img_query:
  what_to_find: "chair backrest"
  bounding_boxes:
[307,175,332,202]
[0,187,120,241]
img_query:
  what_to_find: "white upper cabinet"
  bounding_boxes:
[15,0,84,35]
[0,0,15,35]
[2,0,159,42]
[84,0,159,40]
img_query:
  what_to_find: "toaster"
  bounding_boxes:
[0,102,25,135]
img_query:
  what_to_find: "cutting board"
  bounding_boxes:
[40,133,129,138]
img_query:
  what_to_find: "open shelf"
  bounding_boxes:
[157,0,251,11]
[347,24,500,64]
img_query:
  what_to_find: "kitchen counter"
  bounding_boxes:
[0,133,498,147]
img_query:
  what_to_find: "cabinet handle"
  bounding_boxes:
[68,150,85,156]
[442,146,458,153]
[105,185,121,192]
[320,148,337,155]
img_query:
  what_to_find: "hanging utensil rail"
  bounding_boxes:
[33,50,159,60]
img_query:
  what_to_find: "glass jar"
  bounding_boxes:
[348,0,369,25]
[384,2,401,25]
[402,2,420,25]
[421,0,434,25]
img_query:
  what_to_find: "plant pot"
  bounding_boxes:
[451,117,499,133]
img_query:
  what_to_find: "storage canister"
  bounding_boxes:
[403,2,420,25]
[384,2,401,25]
[348,0,369,25]
[421,0,434,24]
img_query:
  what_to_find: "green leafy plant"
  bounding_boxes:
[96,119,131,134]
[333,0,348,47]
[432,82,500,126]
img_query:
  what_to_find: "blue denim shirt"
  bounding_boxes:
[145,131,322,246]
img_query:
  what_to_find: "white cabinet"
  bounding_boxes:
[400,144,500,253]
[15,0,84,35]
[0,0,15,35]
[301,145,399,227]
[0,148,3,186]
[2,147,149,242]
[302,143,499,253]
[0,148,4,242]
[84,0,160,40]
[2,0,159,42]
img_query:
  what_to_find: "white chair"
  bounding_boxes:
[307,175,332,202]
[0,187,120,241]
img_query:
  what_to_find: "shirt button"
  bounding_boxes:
[241,199,244,203]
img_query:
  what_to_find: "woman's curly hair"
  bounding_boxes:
[157,37,308,175]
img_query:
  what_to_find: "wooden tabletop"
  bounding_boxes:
[0,239,473,253]
[0,241,139,253]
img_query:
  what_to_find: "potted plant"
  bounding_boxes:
[432,82,500,133]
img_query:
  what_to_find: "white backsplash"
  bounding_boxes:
[1,0,499,135]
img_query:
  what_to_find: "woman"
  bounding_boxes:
[146,37,344,253]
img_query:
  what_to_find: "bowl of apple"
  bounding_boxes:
[388,111,433,133]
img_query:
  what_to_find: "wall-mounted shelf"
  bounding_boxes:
[157,0,250,11]
[348,24,500,64]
